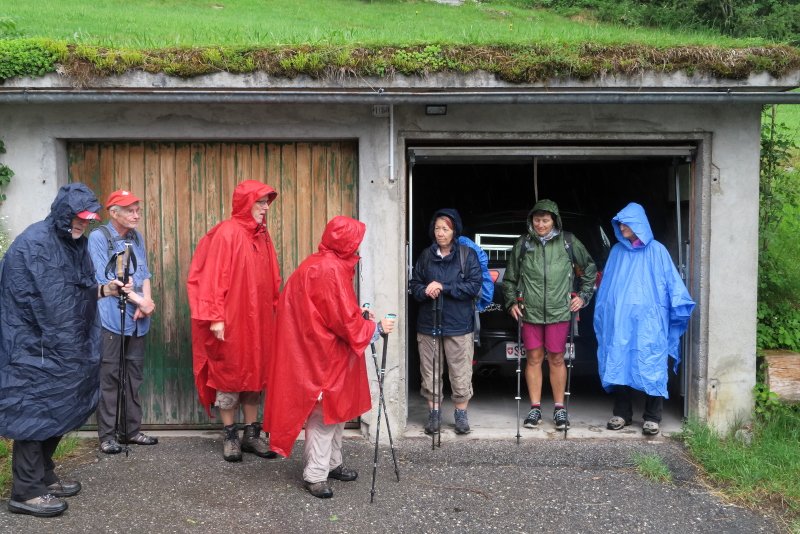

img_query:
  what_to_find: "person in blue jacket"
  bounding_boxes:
[594,202,695,436]
[410,208,482,435]
[0,183,126,517]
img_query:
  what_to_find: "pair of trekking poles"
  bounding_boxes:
[104,243,137,457]
[362,304,400,503]
[514,290,577,443]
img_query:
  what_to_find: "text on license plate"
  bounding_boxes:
[505,342,526,360]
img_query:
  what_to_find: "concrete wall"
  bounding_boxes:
[0,100,762,434]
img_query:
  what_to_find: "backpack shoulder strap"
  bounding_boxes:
[459,244,468,279]
[94,225,115,258]
[562,231,575,266]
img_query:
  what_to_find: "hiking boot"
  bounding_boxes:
[642,421,660,436]
[607,416,631,430]
[423,409,441,435]
[523,407,542,428]
[241,422,278,459]
[46,480,81,498]
[553,408,571,430]
[454,408,471,435]
[328,465,358,482]
[304,480,333,499]
[223,424,242,462]
[8,494,67,517]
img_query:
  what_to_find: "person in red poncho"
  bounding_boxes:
[264,216,395,499]
[187,180,281,462]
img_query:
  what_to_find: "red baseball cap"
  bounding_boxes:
[105,189,141,208]
[76,210,100,220]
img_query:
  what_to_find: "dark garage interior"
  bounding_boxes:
[405,148,693,432]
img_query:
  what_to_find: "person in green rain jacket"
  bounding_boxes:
[502,199,597,431]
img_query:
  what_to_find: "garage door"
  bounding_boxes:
[68,141,358,426]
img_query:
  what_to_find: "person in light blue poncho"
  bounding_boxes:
[594,202,695,436]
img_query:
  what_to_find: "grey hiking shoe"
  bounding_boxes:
[523,407,542,428]
[423,409,441,435]
[241,422,278,458]
[553,408,571,430]
[223,424,242,462]
[454,408,471,434]
[642,421,660,435]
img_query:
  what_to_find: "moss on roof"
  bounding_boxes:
[2,39,800,85]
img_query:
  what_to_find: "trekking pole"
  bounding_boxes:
[515,291,524,445]
[114,243,133,456]
[435,294,444,449]
[362,305,400,486]
[564,293,577,440]
[369,313,398,503]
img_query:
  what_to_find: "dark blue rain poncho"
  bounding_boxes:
[0,183,103,440]
[594,203,695,398]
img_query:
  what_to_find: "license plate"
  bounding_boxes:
[505,342,526,360]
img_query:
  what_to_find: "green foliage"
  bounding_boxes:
[0,39,62,79]
[752,381,789,420]
[516,0,800,43]
[631,452,673,483]
[392,45,457,74]
[757,106,800,351]
[681,408,800,527]
[0,139,13,203]
[0,16,19,38]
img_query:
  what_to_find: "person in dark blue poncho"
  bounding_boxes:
[594,202,695,436]
[0,183,125,517]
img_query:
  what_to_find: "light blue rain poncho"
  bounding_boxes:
[594,203,695,398]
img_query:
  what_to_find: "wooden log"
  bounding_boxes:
[763,350,800,403]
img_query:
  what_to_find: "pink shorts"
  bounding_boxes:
[521,321,570,354]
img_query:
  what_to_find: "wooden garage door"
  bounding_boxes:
[68,141,358,426]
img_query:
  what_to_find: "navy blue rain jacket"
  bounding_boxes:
[410,208,482,336]
[0,183,103,440]
[593,202,695,398]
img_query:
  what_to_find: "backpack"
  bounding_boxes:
[456,236,494,312]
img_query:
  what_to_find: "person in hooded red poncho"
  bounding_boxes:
[263,216,395,499]
[187,180,281,462]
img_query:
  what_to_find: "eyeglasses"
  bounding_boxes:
[255,200,270,207]
[120,207,142,216]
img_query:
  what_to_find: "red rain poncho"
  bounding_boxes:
[264,216,375,457]
[187,180,280,415]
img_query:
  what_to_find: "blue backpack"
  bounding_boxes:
[457,236,494,312]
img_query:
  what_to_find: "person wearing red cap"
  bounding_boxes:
[187,180,281,462]
[1,183,126,517]
[88,189,158,454]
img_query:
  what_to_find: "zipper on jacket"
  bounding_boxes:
[542,242,547,324]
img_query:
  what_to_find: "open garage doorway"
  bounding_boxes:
[406,145,695,438]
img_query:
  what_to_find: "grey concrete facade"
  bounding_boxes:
[0,70,795,437]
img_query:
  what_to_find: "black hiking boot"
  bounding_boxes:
[454,408,471,434]
[423,409,441,435]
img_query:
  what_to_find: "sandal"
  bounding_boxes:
[606,416,631,430]
[123,432,158,445]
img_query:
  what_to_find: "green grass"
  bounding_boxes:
[0,435,84,498]
[0,0,765,48]
[682,410,800,531]
[631,452,672,483]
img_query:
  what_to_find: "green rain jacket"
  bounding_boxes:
[502,199,597,324]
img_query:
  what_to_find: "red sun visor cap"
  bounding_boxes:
[76,210,100,220]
